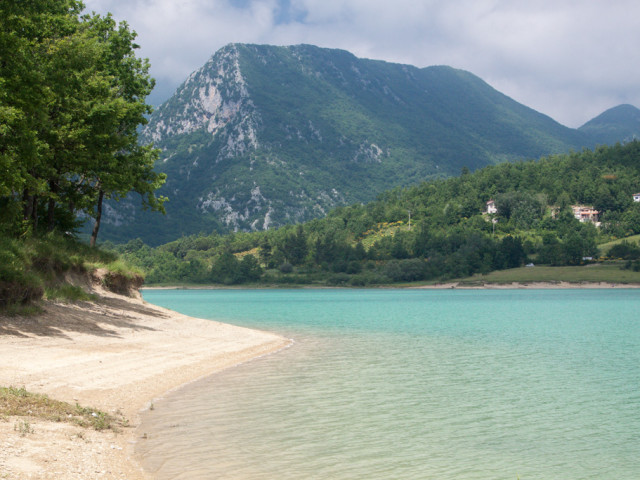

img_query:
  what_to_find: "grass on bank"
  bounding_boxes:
[44,284,97,302]
[452,263,640,285]
[1,232,143,310]
[0,386,127,432]
[598,234,640,253]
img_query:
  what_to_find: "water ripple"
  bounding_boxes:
[138,289,640,479]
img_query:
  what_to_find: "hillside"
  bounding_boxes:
[113,142,640,287]
[102,44,625,245]
[579,104,640,145]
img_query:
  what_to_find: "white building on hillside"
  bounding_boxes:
[572,205,600,225]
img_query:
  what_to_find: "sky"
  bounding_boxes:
[83,0,640,128]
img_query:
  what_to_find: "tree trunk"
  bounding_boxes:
[23,190,33,222]
[32,196,38,233]
[47,197,56,232]
[90,189,104,247]
[47,180,57,232]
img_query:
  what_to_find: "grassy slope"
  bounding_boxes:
[452,263,640,285]
[0,237,144,429]
[0,233,143,311]
[597,234,640,253]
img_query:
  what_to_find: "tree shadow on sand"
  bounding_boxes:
[0,295,169,339]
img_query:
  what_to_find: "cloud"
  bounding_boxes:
[83,0,640,127]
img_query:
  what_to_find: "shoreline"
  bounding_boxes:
[412,281,640,289]
[142,281,640,290]
[0,286,290,480]
[2,281,636,477]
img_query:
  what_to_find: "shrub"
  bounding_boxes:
[0,236,44,307]
[327,273,350,285]
[607,241,640,260]
[45,284,96,302]
[279,262,293,273]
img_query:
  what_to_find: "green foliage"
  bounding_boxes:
[0,236,45,307]
[606,241,640,260]
[105,43,632,244]
[494,191,544,229]
[0,232,138,308]
[111,142,640,286]
[0,1,165,243]
[45,284,96,302]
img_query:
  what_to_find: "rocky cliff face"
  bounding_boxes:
[145,45,261,157]
[102,44,621,245]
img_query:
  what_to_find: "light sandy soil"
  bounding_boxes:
[0,284,290,479]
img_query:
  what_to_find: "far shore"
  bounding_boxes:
[141,281,640,290]
[0,284,290,480]
[413,281,640,289]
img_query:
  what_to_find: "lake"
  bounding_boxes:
[137,288,640,479]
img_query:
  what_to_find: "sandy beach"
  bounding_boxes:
[0,284,290,479]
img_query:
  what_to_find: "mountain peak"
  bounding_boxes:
[145,43,260,156]
[106,44,615,245]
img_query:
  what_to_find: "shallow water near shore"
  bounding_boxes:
[138,288,640,479]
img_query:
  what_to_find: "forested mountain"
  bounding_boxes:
[113,142,640,286]
[99,43,627,245]
[579,104,640,145]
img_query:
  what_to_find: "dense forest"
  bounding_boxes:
[110,142,640,286]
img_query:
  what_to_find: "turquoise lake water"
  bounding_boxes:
[138,289,640,479]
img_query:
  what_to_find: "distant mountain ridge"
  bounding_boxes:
[101,44,638,245]
[579,104,640,145]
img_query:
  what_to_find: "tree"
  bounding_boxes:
[239,254,263,281]
[0,1,165,241]
[538,234,563,266]
[0,0,85,225]
[496,236,526,269]
[563,233,586,265]
[283,224,308,265]
[83,14,166,246]
[210,251,241,284]
[494,191,543,229]
[607,241,640,260]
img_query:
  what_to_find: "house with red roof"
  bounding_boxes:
[572,205,600,225]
